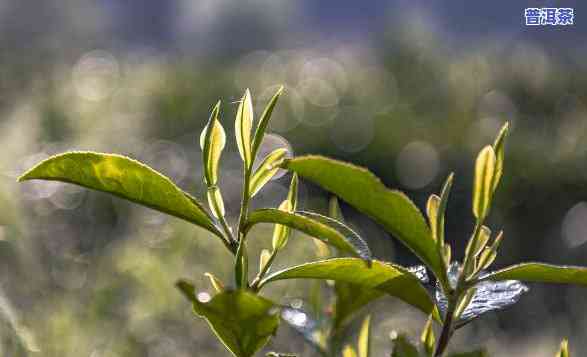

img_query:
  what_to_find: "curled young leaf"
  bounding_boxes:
[17,152,221,237]
[491,122,509,192]
[473,146,496,220]
[272,175,298,250]
[251,86,284,160]
[259,249,272,275]
[204,272,225,293]
[207,186,226,218]
[426,194,440,242]
[249,148,288,197]
[200,101,226,186]
[466,225,491,258]
[556,338,569,357]
[235,89,254,168]
[176,281,279,357]
[420,315,436,357]
[358,315,371,357]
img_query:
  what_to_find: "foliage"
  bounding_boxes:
[18,89,587,356]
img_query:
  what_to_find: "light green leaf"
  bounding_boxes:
[343,345,358,357]
[18,152,220,236]
[491,122,509,192]
[251,86,284,160]
[235,89,254,168]
[260,258,439,320]
[481,263,587,285]
[436,173,453,246]
[472,146,496,220]
[282,156,443,279]
[204,272,225,293]
[465,225,490,258]
[200,100,226,186]
[358,315,371,357]
[556,338,569,357]
[426,194,440,242]
[176,281,279,357]
[246,209,372,262]
[250,148,288,197]
[207,186,226,218]
[272,200,293,251]
[420,315,435,357]
[391,334,419,357]
[259,249,271,275]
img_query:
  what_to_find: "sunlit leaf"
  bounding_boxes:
[207,186,226,218]
[204,272,225,293]
[420,315,435,357]
[260,258,439,320]
[235,89,254,168]
[481,263,587,286]
[453,288,476,321]
[247,209,372,262]
[465,226,490,259]
[18,152,220,235]
[259,249,272,274]
[250,148,288,197]
[426,194,440,242]
[343,345,358,357]
[177,281,279,357]
[358,315,371,357]
[283,156,443,279]
[436,173,453,246]
[251,86,284,160]
[491,122,509,192]
[391,334,419,357]
[472,146,496,220]
[272,174,298,250]
[556,338,569,357]
[200,100,226,186]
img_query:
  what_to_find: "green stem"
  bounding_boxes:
[434,296,456,357]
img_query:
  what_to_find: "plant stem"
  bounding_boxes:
[237,166,252,241]
[434,295,456,357]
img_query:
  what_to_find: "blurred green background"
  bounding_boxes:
[1,1,587,356]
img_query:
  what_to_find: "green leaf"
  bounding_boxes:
[205,272,225,293]
[176,281,279,357]
[236,89,254,168]
[556,338,569,357]
[272,174,298,251]
[259,249,271,275]
[235,241,249,289]
[207,186,226,218]
[200,100,226,186]
[246,209,372,262]
[472,146,496,220]
[391,334,420,357]
[251,86,284,160]
[250,148,288,197]
[358,315,371,357]
[436,173,453,246]
[343,345,358,357]
[491,122,509,192]
[481,263,587,286]
[282,156,443,279]
[260,258,439,320]
[426,194,440,242]
[420,315,435,357]
[18,152,220,235]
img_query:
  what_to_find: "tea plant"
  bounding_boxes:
[18,88,587,356]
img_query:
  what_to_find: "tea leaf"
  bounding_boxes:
[260,258,439,320]
[235,89,254,168]
[251,86,284,160]
[207,186,226,218]
[282,156,443,281]
[259,249,272,274]
[391,334,419,357]
[436,173,454,246]
[250,148,288,197]
[556,338,569,357]
[465,226,490,258]
[481,263,587,285]
[205,272,225,293]
[246,209,372,262]
[491,122,509,192]
[358,315,371,357]
[18,152,220,236]
[472,146,496,220]
[420,315,435,357]
[454,288,476,321]
[426,194,440,242]
[176,281,279,357]
[272,175,298,250]
[343,345,358,357]
[200,100,226,186]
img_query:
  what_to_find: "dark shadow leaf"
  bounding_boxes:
[176,281,280,357]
